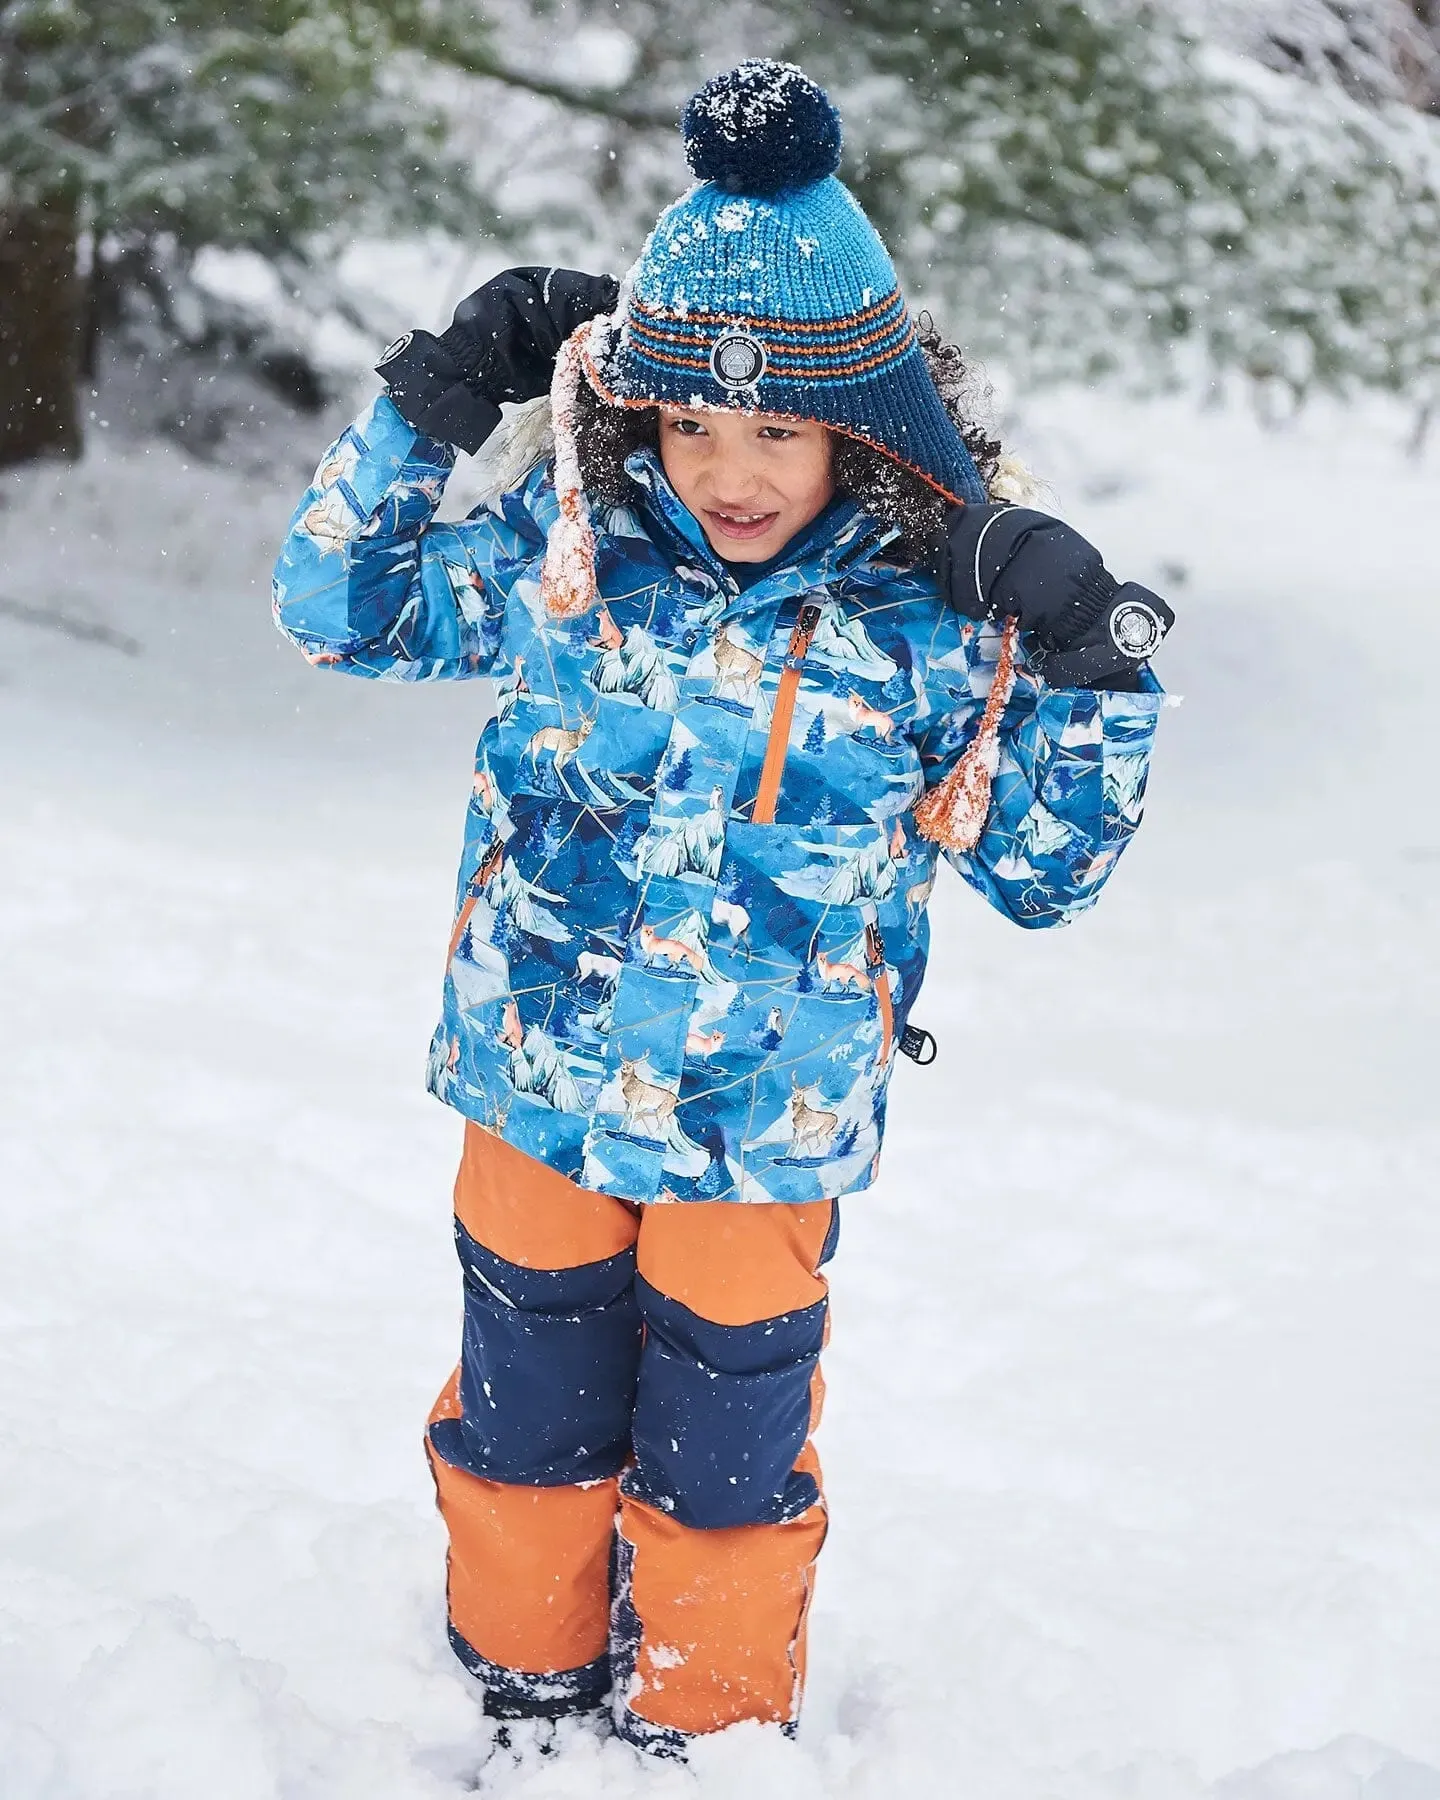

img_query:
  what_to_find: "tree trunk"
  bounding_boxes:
[1398,0,1440,110]
[0,196,82,468]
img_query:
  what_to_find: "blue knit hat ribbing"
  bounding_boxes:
[584,60,987,508]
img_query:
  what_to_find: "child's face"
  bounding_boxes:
[657,406,835,562]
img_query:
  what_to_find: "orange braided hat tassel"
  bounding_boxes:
[539,326,601,619]
[913,616,1020,853]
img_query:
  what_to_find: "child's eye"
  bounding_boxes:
[669,418,706,436]
[758,426,797,441]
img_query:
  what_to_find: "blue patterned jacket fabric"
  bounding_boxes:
[273,396,1164,1205]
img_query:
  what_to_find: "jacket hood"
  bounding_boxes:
[507,439,912,623]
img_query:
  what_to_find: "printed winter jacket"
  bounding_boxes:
[273,396,1164,1205]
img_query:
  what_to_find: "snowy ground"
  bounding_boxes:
[2,373,1438,1800]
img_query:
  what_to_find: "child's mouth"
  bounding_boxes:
[706,508,779,541]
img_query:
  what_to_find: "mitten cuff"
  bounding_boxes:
[1036,583,1173,689]
[375,330,502,455]
[437,320,491,384]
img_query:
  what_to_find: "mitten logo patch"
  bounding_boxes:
[1110,599,1165,659]
[377,331,413,367]
[710,331,767,389]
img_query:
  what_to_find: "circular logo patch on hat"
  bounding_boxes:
[1109,598,1165,660]
[710,331,767,390]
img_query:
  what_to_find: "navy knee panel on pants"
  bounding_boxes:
[436,1219,642,1486]
[629,1275,825,1529]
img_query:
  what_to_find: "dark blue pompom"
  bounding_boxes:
[682,60,842,197]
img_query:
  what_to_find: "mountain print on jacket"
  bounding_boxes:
[274,397,1165,1204]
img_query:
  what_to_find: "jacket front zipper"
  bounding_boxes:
[864,919,894,1066]
[751,602,823,824]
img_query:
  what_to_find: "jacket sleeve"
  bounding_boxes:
[914,611,1166,929]
[271,394,540,681]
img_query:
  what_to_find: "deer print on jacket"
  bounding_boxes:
[788,1079,840,1158]
[618,1058,679,1141]
[524,708,596,776]
[710,623,765,700]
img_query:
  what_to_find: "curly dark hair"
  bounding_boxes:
[571,316,1001,568]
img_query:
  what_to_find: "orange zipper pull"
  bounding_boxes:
[791,602,822,658]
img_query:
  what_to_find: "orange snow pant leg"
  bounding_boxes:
[613,1198,837,1752]
[425,1125,839,1743]
[425,1125,642,1718]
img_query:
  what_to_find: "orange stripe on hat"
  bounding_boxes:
[624,331,916,383]
[580,332,970,509]
[626,310,912,362]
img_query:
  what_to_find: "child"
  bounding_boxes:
[273,60,1171,1759]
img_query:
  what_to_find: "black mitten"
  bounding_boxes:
[375,266,619,455]
[375,329,500,454]
[440,267,620,403]
[938,504,1174,691]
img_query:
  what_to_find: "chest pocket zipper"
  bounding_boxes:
[447,839,504,965]
[752,602,822,824]
[864,919,894,1067]
[863,924,939,1067]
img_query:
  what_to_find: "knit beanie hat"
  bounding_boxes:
[539,60,1014,855]
[576,60,987,512]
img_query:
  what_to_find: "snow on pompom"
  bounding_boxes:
[682,60,842,197]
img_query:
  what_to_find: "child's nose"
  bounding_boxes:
[707,460,767,505]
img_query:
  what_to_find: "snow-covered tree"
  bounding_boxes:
[533,805,567,862]
[0,0,481,461]
[611,812,647,869]
[1194,0,1440,112]
[807,0,1440,404]
[662,748,695,793]
[475,0,1440,411]
[0,0,658,465]
[695,1154,724,1198]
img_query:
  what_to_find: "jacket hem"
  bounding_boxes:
[426,1075,883,1208]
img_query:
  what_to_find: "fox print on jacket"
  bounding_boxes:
[273,395,1164,1205]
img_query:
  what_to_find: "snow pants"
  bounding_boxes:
[425,1124,835,1753]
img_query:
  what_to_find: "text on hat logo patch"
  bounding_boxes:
[710,331,768,389]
